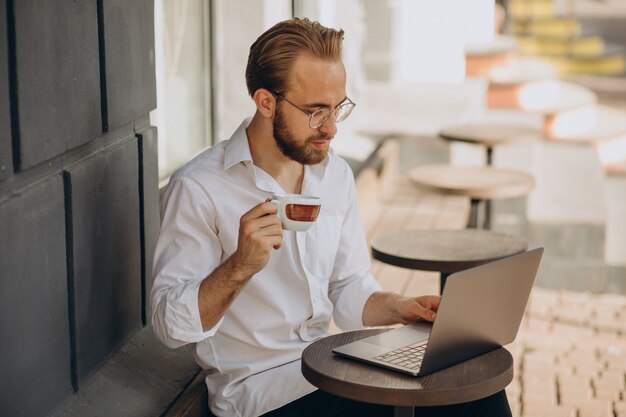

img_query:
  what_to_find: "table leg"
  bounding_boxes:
[394,406,414,417]
[484,146,494,229]
[467,199,481,228]
[439,272,451,295]
[486,147,494,166]
[484,199,492,230]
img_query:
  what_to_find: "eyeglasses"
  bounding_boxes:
[271,90,356,129]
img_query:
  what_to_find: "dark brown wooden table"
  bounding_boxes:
[301,329,514,417]
[371,229,527,293]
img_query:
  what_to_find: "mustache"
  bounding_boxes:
[307,134,333,142]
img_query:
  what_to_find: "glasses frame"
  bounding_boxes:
[270,90,356,129]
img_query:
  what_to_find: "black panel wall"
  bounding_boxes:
[102,0,156,130]
[0,0,11,182]
[12,0,101,170]
[0,1,158,415]
[0,176,72,417]
[67,139,142,384]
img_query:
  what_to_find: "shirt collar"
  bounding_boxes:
[224,118,254,171]
[223,117,333,185]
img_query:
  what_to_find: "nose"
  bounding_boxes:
[318,112,337,138]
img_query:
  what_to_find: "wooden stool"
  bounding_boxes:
[408,164,534,229]
[371,229,528,293]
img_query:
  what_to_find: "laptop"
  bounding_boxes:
[332,247,544,376]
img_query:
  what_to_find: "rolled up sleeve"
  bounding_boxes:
[151,178,224,349]
[328,177,382,330]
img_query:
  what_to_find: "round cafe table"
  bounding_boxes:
[371,229,528,294]
[438,123,538,165]
[408,164,534,229]
[301,329,514,417]
[437,123,537,227]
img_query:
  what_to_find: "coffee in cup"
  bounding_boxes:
[270,193,321,231]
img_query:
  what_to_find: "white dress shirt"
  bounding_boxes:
[151,118,382,417]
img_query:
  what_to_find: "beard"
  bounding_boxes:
[272,106,330,165]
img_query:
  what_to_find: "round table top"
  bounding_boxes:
[370,229,527,273]
[516,80,597,115]
[439,123,538,148]
[408,164,535,200]
[301,329,514,407]
[545,104,626,143]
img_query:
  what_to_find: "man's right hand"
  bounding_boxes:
[198,200,283,331]
[230,201,283,278]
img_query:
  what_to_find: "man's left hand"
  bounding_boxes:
[362,292,440,327]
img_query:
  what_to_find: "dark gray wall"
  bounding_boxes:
[13,0,102,170]
[0,0,11,181]
[0,0,158,416]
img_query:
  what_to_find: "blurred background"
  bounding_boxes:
[153,0,626,291]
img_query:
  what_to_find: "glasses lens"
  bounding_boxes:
[335,102,355,123]
[310,108,331,129]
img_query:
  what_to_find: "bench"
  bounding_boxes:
[164,370,212,417]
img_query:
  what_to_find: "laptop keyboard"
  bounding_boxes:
[373,340,428,370]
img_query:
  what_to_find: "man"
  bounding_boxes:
[151,18,511,417]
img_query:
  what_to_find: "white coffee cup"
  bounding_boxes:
[270,193,321,231]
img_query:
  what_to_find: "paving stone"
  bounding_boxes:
[558,374,593,387]
[523,404,576,417]
[526,289,559,317]
[595,370,626,387]
[522,375,558,394]
[525,350,558,362]
[615,401,626,414]
[522,395,558,409]
[592,304,621,321]
[522,394,558,409]
[603,352,626,370]
[559,393,596,408]
[593,382,621,400]
[552,321,595,337]
[554,304,592,325]
[576,400,614,417]
[519,317,554,334]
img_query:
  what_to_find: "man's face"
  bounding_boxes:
[272,55,347,165]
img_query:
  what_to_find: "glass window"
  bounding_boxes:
[152,0,212,182]
[211,0,292,142]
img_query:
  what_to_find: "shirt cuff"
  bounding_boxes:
[164,279,222,343]
[332,274,382,331]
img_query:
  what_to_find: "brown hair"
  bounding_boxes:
[245,18,344,97]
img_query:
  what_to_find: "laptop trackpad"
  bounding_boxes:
[362,322,432,350]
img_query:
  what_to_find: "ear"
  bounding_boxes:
[252,88,276,118]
